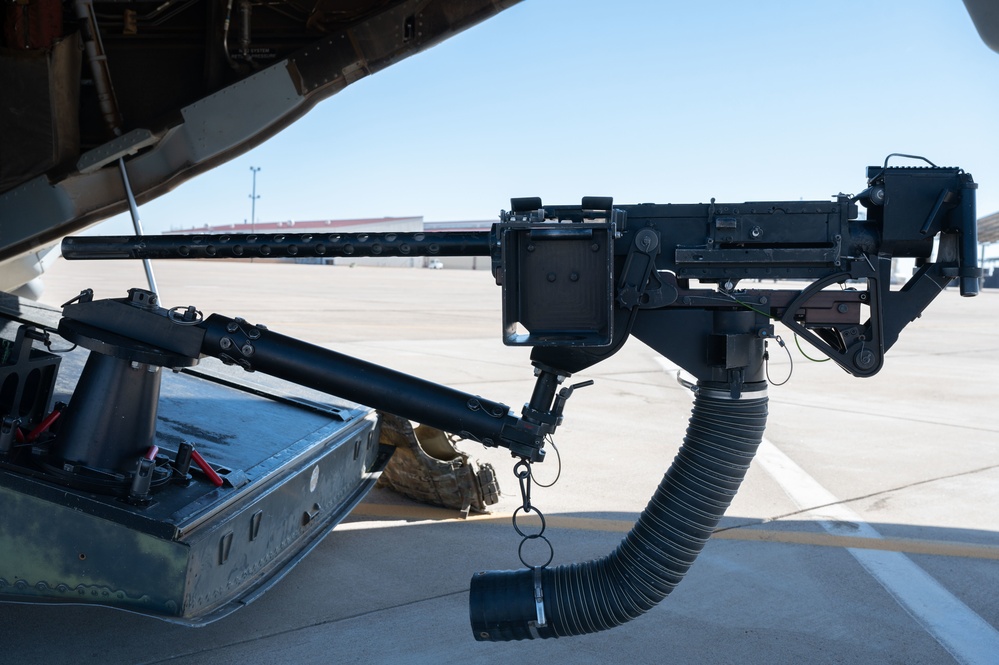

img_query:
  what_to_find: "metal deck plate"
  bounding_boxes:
[0,298,390,624]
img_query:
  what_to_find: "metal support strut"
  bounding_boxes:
[73,0,158,294]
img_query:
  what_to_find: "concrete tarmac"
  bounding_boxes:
[2,258,997,664]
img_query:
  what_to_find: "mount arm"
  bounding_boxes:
[58,289,564,463]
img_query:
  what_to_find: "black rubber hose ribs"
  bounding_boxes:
[469,382,768,641]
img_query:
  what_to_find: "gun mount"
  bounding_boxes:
[5,159,981,634]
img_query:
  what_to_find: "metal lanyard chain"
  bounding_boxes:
[511,458,554,570]
[512,457,553,631]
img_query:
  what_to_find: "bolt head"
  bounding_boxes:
[855,349,876,369]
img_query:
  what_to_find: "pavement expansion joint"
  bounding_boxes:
[756,461,999,526]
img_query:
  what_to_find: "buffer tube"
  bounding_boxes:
[469,381,768,640]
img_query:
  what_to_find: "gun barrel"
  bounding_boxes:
[61,231,492,260]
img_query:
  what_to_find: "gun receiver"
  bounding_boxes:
[519,167,978,381]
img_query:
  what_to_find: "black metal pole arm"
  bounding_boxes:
[197,313,552,461]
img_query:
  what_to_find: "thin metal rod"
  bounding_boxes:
[118,158,159,294]
[74,0,123,135]
[249,166,260,233]
[74,0,158,294]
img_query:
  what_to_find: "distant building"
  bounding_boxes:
[424,220,493,232]
[164,216,425,235]
[423,220,494,270]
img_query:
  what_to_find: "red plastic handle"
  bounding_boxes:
[190,449,224,487]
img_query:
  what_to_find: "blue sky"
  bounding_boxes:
[95,0,999,254]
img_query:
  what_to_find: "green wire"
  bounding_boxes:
[717,291,775,319]
[717,289,833,364]
[793,333,831,362]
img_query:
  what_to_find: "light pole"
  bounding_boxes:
[249,166,261,233]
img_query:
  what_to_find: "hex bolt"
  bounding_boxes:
[547,273,557,282]
[569,272,579,282]
[220,337,232,350]
[241,344,255,357]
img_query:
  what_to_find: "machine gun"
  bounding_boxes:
[8,158,982,637]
